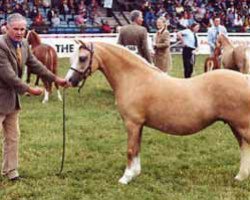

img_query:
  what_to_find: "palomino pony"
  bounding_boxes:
[66,41,250,184]
[26,30,62,103]
[216,34,250,74]
[204,46,221,72]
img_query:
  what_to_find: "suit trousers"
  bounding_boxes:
[0,111,20,176]
[182,46,195,78]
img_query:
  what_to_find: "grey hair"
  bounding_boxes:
[130,10,142,22]
[157,16,166,24]
[7,13,27,26]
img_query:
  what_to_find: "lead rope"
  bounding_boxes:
[58,88,66,174]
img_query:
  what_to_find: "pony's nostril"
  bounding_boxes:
[79,56,87,62]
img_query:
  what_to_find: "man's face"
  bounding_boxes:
[214,18,220,27]
[156,19,164,29]
[136,13,144,25]
[7,19,27,42]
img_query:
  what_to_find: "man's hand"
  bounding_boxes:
[55,77,70,88]
[27,87,43,96]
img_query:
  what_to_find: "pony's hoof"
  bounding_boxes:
[118,177,129,185]
[235,173,248,181]
[42,100,48,104]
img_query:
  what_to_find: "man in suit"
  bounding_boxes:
[0,13,68,181]
[117,10,152,63]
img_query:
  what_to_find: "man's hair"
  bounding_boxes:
[157,16,166,24]
[7,13,27,26]
[190,22,199,30]
[213,16,221,21]
[130,10,142,22]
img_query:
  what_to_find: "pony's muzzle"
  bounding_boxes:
[68,76,80,87]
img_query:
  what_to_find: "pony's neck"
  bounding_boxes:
[30,39,41,48]
[28,32,42,48]
[96,43,154,92]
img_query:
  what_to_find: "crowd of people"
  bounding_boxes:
[141,0,250,33]
[0,0,101,32]
[0,1,250,34]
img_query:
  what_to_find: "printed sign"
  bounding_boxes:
[39,33,250,57]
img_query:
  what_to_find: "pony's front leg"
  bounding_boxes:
[119,121,143,184]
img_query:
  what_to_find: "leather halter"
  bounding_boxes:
[70,43,94,92]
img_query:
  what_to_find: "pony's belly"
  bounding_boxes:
[145,117,215,136]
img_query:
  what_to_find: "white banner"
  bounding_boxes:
[39,33,250,58]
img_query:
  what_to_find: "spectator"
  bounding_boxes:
[101,20,112,33]
[47,7,56,25]
[32,11,45,27]
[29,6,39,20]
[51,12,61,27]
[200,12,211,32]
[144,8,156,28]
[12,3,26,16]
[233,14,244,32]
[179,12,189,29]
[59,0,70,16]
[75,11,86,26]
[0,23,7,34]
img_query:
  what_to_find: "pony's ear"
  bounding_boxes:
[74,40,80,44]
[77,40,88,49]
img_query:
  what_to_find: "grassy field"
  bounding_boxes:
[0,54,250,200]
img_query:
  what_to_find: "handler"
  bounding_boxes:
[0,13,68,181]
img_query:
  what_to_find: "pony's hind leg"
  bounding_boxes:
[231,126,250,181]
[235,139,250,181]
[119,120,143,184]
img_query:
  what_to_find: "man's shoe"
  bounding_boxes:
[10,176,22,181]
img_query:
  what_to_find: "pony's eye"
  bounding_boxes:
[79,56,87,62]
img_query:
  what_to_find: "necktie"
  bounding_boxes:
[16,44,22,77]
[215,27,219,40]
[16,44,22,67]
[194,33,198,48]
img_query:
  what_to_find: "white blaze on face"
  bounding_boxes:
[65,51,80,81]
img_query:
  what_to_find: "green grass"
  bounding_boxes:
[0,55,250,200]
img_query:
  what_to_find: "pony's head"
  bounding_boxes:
[216,33,231,48]
[65,40,98,87]
[26,29,41,48]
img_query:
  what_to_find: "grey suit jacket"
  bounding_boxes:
[118,24,152,63]
[0,35,56,114]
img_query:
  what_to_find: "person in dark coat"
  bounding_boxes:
[117,10,152,63]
